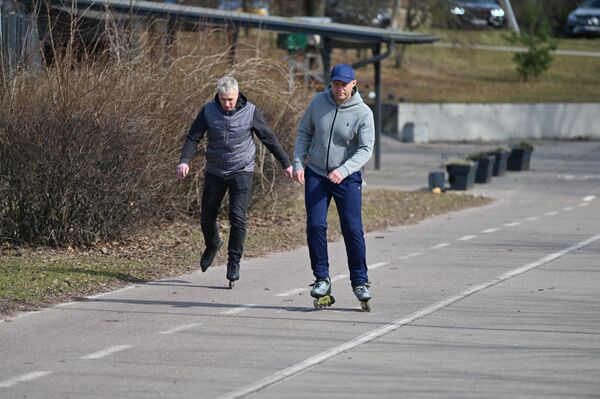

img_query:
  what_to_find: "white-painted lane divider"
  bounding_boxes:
[582,195,595,202]
[86,285,137,300]
[504,221,521,227]
[481,228,499,234]
[431,243,450,250]
[524,216,539,221]
[398,252,422,259]
[368,262,389,271]
[275,288,305,298]
[0,371,53,389]
[158,323,202,335]
[331,274,349,283]
[579,203,590,207]
[217,233,600,399]
[457,235,477,241]
[81,345,132,360]
[544,211,558,216]
[562,206,574,211]
[221,304,258,315]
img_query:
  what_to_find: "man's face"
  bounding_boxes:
[331,80,356,104]
[218,90,239,112]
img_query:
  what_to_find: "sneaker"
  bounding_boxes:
[200,239,224,272]
[310,277,331,298]
[353,283,372,302]
[226,260,240,281]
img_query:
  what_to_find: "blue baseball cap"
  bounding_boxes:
[330,64,356,83]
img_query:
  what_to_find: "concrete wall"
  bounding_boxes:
[395,103,600,142]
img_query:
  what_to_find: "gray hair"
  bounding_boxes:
[216,76,239,94]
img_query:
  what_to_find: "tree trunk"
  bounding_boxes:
[305,0,326,16]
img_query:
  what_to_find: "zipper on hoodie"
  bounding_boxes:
[325,105,339,174]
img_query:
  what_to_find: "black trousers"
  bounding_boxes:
[200,171,253,262]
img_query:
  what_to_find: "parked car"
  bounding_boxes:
[325,0,391,28]
[565,0,600,37]
[218,0,269,16]
[447,0,506,29]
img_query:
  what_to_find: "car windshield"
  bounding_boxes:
[582,0,600,8]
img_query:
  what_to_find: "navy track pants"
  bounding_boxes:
[304,166,368,286]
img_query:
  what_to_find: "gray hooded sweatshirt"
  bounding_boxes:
[293,87,374,179]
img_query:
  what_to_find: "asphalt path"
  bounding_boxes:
[1,139,599,398]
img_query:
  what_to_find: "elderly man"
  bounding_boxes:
[293,64,375,311]
[177,76,292,288]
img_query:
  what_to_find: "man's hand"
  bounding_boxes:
[176,163,189,179]
[284,166,293,180]
[293,169,305,185]
[328,169,344,184]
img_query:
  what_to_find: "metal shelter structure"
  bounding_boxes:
[25,0,439,169]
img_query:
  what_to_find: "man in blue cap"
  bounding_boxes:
[292,64,375,311]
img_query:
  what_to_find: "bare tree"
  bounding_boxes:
[394,0,429,68]
[305,0,326,16]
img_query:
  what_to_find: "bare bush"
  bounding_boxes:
[0,18,306,246]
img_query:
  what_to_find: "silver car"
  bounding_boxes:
[566,0,600,37]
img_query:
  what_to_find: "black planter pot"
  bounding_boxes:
[446,163,477,190]
[507,148,533,171]
[474,155,495,183]
[489,150,510,176]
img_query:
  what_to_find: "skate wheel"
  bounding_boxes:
[228,280,235,289]
[313,295,335,309]
[313,298,320,309]
[360,301,371,312]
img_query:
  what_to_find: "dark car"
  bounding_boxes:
[325,0,391,28]
[566,0,600,37]
[448,0,506,29]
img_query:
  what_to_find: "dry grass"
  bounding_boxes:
[1,24,307,246]
[351,45,600,103]
[319,28,600,103]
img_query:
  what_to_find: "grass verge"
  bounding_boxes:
[0,187,490,318]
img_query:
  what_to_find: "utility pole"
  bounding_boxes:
[499,0,520,33]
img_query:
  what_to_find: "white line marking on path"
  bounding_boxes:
[579,203,590,207]
[369,262,388,270]
[399,252,422,259]
[81,345,132,360]
[544,211,558,216]
[504,221,521,227]
[331,274,349,282]
[458,235,477,241]
[56,286,138,308]
[562,206,574,211]
[276,288,305,297]
[158,323,202,335]
[216,233,600,399]
[222,304,257,315]
[524,216,539,221]
[86,285,137,300]
[583,195,595,202]
[0,371,53,388]
[481,228,499,234]
[431,243,450,250]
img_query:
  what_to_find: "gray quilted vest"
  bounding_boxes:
[203,99,256,177]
